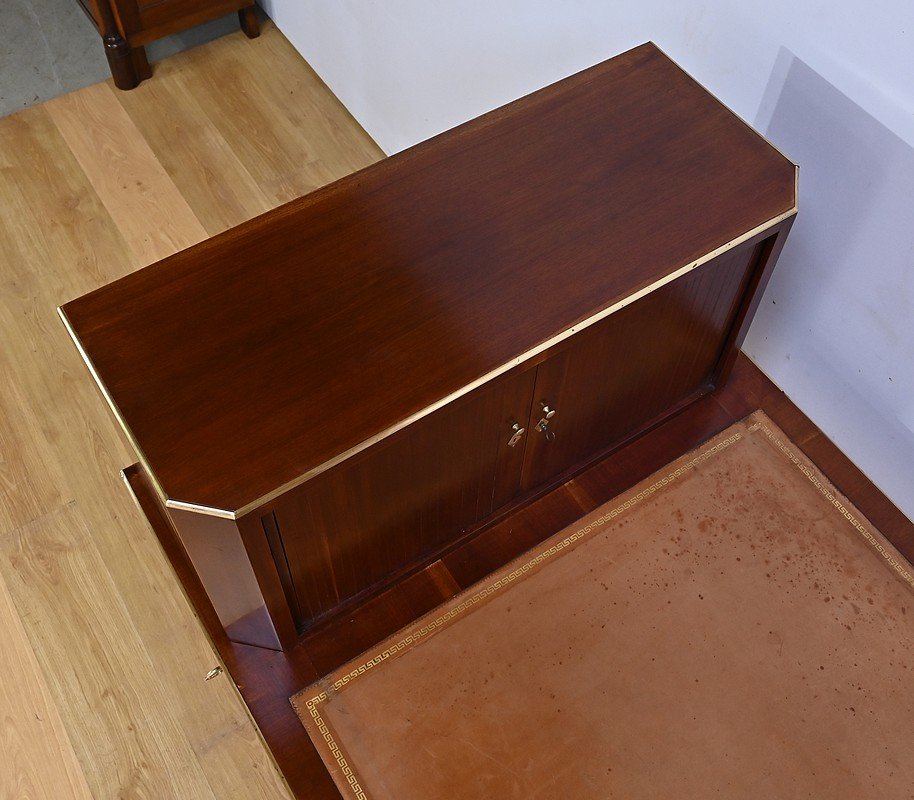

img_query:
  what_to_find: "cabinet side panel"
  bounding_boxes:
[712,218,796,385]
[167,508,283,650]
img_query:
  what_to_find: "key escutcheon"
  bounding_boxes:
[507,422,526,447]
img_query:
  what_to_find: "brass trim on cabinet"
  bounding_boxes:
[59,304,171,509]
[61,173,798,521]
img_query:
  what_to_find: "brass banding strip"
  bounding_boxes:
[58,305,170,509]
[61,172,798,520]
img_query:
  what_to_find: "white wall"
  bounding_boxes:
[261,0,914,519]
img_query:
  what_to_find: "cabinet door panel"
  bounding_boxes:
[521,241,761,489]
[272,366,536,627]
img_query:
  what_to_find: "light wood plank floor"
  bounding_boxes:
[0,22,383,799]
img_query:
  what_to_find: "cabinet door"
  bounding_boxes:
[520,242,762,490]
[270,366,536,628]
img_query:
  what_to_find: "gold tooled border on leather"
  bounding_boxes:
[291,410,914,800]
[748,418,914,586]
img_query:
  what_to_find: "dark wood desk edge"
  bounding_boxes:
[651,41,795,169]
[122,353,914,799]
[122,464,339,799]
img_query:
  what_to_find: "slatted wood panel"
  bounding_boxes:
[0,21,383,799]
[271,367,537,628]
[520,241,760,489]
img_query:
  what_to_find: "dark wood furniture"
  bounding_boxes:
[60,42,797,654]
[80,0,260,89]
[122,355,914,800]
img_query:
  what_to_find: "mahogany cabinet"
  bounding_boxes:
[60,42,797,651]
[78,0,259,89]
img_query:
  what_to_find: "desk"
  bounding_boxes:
[61,42,796,650]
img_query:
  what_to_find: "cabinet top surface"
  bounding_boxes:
[61,42,796,517]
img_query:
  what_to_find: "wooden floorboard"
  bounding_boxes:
[113,67,275,237]
[46,81,209,266]
[0,557,94,800]
[0,21,382,800]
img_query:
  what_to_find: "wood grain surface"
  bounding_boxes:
[518,241,760,490]
[60,42,797,516]
[249,224,787,637]
[0,21,382,799]
[0,564,94,800]
[270,366,538,628]
[46,82,209,265]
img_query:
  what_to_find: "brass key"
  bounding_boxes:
[535,402,557,440]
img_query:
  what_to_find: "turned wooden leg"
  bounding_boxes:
[239,5,261,39]
[103,33,142,90]
[131,45,152,82]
